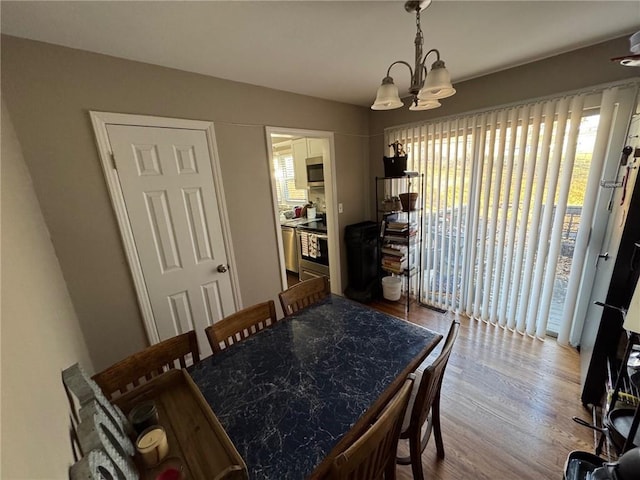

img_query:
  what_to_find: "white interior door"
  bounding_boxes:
[105,124,236,357]
[573,87,639,347]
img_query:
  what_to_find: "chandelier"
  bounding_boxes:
[371,0,456,111]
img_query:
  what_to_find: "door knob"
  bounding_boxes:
[217,264,228,273]
[598,252,609,261]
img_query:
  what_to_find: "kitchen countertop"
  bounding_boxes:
[280,217,315,227]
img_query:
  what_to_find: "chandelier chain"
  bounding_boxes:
[371,1,455,111]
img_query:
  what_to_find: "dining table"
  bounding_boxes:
[188,294,442,480]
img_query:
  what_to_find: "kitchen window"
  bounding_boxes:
[274,154,307,204]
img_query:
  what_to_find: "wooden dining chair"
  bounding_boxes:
[396,320,460,480]
[205,300,277,353]
[279,276,330,317]
[92,330,200,400]
[330,376,414,480]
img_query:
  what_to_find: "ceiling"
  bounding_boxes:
[1,1,638,107]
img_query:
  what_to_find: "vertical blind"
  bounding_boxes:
[385,86,624,341]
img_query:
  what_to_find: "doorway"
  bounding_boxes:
[265,128,341,294]
[91,112,241,357]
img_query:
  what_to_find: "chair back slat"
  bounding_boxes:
[279,277,330,317]
[411,321,459,432]
[396,320,459,480]
[92,331,200,401]
[330,377,413,480]
[205,301,278,354]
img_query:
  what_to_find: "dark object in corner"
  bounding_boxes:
[384,140,408,177]
[383,155,408,178]
[344,221,379,303]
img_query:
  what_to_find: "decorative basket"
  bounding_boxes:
[383,156,408,177]
[399,193,418,212]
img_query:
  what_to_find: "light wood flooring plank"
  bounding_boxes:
[369,300,595,480]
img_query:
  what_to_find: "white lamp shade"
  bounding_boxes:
[371,79,403,110]
[418,62,456,100]
[409,99,441,111]
[623,278,640,334]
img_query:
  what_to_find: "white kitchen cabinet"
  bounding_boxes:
[292,138,308,189]
[307,138,324,158]
[292,138,325,190]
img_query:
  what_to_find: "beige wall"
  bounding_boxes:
[3,33,635,377]
[333,133,373,270]
[1,100,94,478]
[1,35,370,371]
[368,35,640,209]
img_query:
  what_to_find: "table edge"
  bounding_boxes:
[307,330,443,479]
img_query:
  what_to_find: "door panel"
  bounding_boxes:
[574,87,638,345]
[106,124,235,356]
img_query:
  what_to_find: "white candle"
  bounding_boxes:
[136,426,169,466]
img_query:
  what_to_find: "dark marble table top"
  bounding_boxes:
[189,295,441,480]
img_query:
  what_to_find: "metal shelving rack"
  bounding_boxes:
[597,330,640,457]
[375,174,424,312]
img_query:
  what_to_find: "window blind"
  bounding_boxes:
[385,85,628,339]
[274,154,307,203]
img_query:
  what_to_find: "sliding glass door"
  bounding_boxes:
[386,84,638,341]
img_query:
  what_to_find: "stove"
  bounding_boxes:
[296,219,327,234]
[295,216,329,281]
[281,217,314,228]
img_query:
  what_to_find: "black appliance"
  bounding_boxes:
[564,447,640,480]
[305,156,324,187]
[344,221,379,303]
[297,217,329,281]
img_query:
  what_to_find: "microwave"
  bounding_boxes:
[305,156,324,187]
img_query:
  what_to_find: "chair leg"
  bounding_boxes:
[396,438,412,465]
[409,426,425,480]
[432,391,445,459]
[385,459,397,480]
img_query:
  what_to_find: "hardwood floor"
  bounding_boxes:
[287,271,300,288]
[368,299,595,480]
